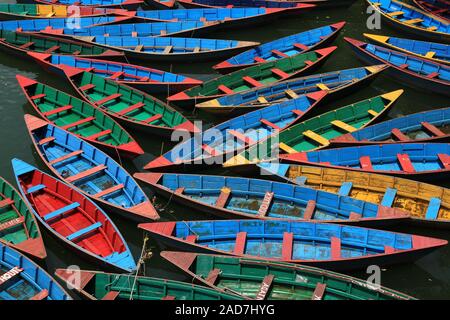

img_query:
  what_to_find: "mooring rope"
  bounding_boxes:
[129,234,150,300]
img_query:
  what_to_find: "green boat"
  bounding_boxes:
[54,269,243,300]
[161,251,416,300]
[0,29,123,60]
[224,90,403,168]
[0,176,46,260]
[17,75,144,159]
[167,46,337,107]
[62,66,198,136]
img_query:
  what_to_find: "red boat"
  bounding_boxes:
[413,0,450,21]
[28,52,203,95]
[13,159,137,272]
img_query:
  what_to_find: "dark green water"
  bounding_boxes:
[0,0,449,300]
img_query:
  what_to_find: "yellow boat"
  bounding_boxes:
[259,163,450,226]
[364,33,450,66]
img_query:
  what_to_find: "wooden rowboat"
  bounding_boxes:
[133,172,409,225]
[213,22,345,74]
[331,107,450,146]
[61,66,198,136]
[143,91,326,171]
[0,242,71,300]
[31,0,144,10]
[367,0,449,43]
[72,35,260,62]
[41,21,222,38]
[168,47,337,108]
[138,219,447,271]
[161,251,416,300]
[0,29,123,60]
[0,4,127,20]
[279,143,450,181]
[24,114,159,222]
[258,163,450,228]
[28,52,203,94]
[177,0,315,10]
[0,16,132,32]
[0,176,46,260]
[13,159,137,272]
[54,269,243,300]
[345,37,449,96]
[132,8,294,29]
[16,75,144,158]
[413,0,450,21]
[224,90,403,168]
[364,33,450,65]
[195,65,388,115]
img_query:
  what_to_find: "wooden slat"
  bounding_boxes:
[349,212,362,220]
[143,114,163,124]
[303,130,329,146]
[218,84,234,94]
[397,154,415,173]
[421,121,445,137]
[303,200,316,220]
[255,275,274,300]
[30,93,46,100]
[0,198,14,209]
[291,109,304,117]
[425,51,436,58]
[426,72,439,79]
[243,76,263,87]
[438,153,450,169]
[101,291,120,300]
[205,268,221,285]
[215,187,231,208]
[260,118,281,130]
[185,235,197,243]
[285,89,298,99]
[331,120,357,133]
[281,232,293,260]
[312,283,327,300]
[87,129,111,141]
[42,105,73,117]
[96,93,122,106]
[19,42,34,49]
[0,216,25,232]
[0,267,23,286]
[233,232,247,255]
[330,237,341,259]
[271,49,288,58]
[61,116,95,130]
[134,44,144,52]
[293,43,309,50]
[29,289,49,300]
[44,45,60,53]
[271,68,290,79]
[163,45,173,54]
[49,150,83,165]
[117,102,145,116]
[66,165,106,183]
[404,18,423,24]
[391,128,410,141]
[109,71,124,80]
[359,156,374,170]
[38,137,55,145]
[254,56,266,63]
[257,192,274,216]
[278,142,297,154]
[316,83,329,90]
[228,129,254,145]
[387,11,404,16]
[79,83,95,91]
[94,184,124,198]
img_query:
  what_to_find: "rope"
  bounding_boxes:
[114,146,123,167]
[129,234,150,300]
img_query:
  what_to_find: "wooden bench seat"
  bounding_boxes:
[143,114,163,124]
[94,184,124,198]
[421,121,445,137]
[42,105,73,117]
[271,49,288,58]
[278,142,297,154]
[87,129,112,141]
[79,83,95,91]
[66,165,107,183]
[215,187,231,208]
[359,156,374,171]
[397,153,415,173]
[303,200,316,220]
[61,116,95,130]
[303,130,329,146]
[0,216,25,232]
[331,120,357,133]
[228,129,255,145]
[117,102,145,116]
[285,89,299,99]
[233,232,247,255]
[218,84,234,94]
[96,93,122,106]
[257,192,274,216]
[243,76,263,87]
[391,128,410,141]
[49,150,83,165]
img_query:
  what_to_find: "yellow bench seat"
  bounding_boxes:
[303,130,330,145]
[330,120,357,133]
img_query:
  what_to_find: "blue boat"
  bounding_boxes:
[364,33,450,65]
[73,35,260,62]
[178,0,314,10]
[133,7,292,28]
[214,22,346,73]
[366,0,449,43]
[138,219,447,270]
[133,172,409,225]
[346,37,450,96]
[0,16,131,33]
[23,114,159,222]
[33,0,144,10]
[0,241,71,300]
[28,52,202,94]
[143,91,327,171]
[331,108,450,146]
[196,65,388,114]
[280,143,450,180]
[12,159,137,273]
[42,21,222,38]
